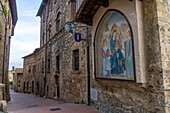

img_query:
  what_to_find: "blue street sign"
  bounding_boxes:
[75,32,81,42]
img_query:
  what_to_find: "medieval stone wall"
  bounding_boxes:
[88,0,170,113]
[0,0,14,102]
[156,0,170,112]
[35,0,88,102]
[22,54,39,94]
[20,0,170,113]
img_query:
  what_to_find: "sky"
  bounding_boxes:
[9,0,42,70]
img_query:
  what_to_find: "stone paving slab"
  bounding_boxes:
[8,90,100,113]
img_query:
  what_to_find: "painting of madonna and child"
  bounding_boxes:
[95,10,135,81]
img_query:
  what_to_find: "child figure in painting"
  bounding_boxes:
[102,39,111,77]
[124,28,134,80]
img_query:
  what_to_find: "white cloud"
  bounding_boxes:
[15,21,40,36]
[11,38,38,52]
[21,10,38,17]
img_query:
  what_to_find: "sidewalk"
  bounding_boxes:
[8,90,100,113]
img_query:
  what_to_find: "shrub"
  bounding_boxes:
[3,5,8,17]
[9,81,13,85]
[81,99,84,104]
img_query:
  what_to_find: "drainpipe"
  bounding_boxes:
[86,25,91,106]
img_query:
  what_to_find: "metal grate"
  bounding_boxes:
[27,105,38,108]
[49,108,62,111]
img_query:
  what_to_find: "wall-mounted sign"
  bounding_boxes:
[90,88,98,101]
[94,9,135,81]
[75,32,81,42]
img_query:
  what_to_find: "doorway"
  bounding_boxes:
[23,82,26,92]
[36,82,39,95]
[27,82,29,92]
[54,75,59,98]
[32,81,34,93]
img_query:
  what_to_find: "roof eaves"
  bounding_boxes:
[9,0,18,36]
[9,0,18,26]
[36,0,48,17]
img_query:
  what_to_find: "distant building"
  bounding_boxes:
[21,48,40,94]
[8,66,15,89]
[13,68,23,92]
[0,0,18,112]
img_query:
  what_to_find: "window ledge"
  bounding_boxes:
[71,71,81,74]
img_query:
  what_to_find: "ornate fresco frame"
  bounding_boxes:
[93,9,136,82]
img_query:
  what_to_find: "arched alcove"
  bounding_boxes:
[94,9,136,81]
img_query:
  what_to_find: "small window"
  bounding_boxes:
[42,32,45,45]
[50,0,52,11]
[48,21,52,40]
[73,50,79,71]
[43,9,46,23]
[37,63,39,73]
[56,13,60,32]
[48,59,51,72]
[75,0,79,15]
[28,65,31,73]
[56,55,60,71]
[47,2,49,17]
[33,65,36,73]
[72,0,79,16]
[42,61,44,73]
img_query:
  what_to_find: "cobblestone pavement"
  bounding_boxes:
[8,90,100,113]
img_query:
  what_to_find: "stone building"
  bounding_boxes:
[22,48,40,94]
[20,0,89,101]
[0,0,17,112]
[13,68,23,92]
[73,0,170,113]
[8,66,15,89]
[20,0,170,113]
[36,0,90,100]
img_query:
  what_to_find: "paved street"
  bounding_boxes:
[8,90,100,113]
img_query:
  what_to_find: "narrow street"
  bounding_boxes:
[8,90,100,113]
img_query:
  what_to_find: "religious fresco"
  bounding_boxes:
[95,10,135,81]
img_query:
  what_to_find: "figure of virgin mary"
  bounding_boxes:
[109,27,125,75]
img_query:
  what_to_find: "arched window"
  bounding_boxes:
[94,10,136,81]
[56,9,61,32]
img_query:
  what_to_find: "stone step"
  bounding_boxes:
[0,100,7,113]
[0,84,5,101]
